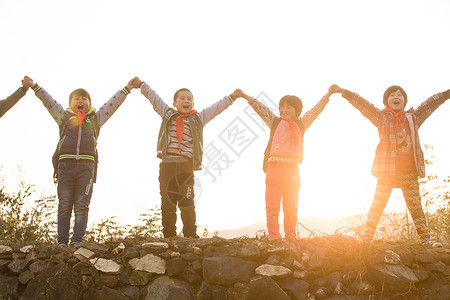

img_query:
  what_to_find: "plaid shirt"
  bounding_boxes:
[343,90,447,178]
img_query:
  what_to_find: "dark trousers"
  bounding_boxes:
[159,161,197,238]
[57,159,94,245]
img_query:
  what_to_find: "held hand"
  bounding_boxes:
[22,76,35,89]
[132,76,142,89]
[329,84,344,95]
[230,88,250,101]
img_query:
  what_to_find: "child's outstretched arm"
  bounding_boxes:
[300,87,334,130]
[23,76,67,125]
[331,84,383,128]
[414,89,450,128]
[134,77,169,117]
[240,90,275,128]
[197,89,240,125]
[0,80,29,118]
[96,77,137,128]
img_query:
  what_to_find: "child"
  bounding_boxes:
[133,77,240,238]
[0,83,29,118]
[331,84,450,247]
[22,76,138,247]
[238,87,334,239]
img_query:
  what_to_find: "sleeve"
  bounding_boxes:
[32,84,66,125]
[300,94,330,130]
[341,90,383,128]
[139,82,170,117]
[0,86,27,118]
[246,97,275,128]
[96,87,130,127]
[414,92,448,128]
[198,95,235,125]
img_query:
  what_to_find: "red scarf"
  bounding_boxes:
[384,107,406,134]
[282,118,301,145]
[75,110,86,129]
[176,110,198,153]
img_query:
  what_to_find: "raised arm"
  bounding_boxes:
[133,77,169,117]
[414,89,450,128]
[197,90,237,125]
[300,87,332,130]
[332,84,383,128]
[23,76,66,125]
[96,77,136,127]
[0,81,28,118]
[240,90,275,128]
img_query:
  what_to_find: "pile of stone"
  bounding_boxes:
[0,236,448,299]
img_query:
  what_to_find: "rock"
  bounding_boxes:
[277,277,309,300]
[193,246,202,256]
[73,247,95,262]
[292,259,305,270]
[307,248,327,270]
[444,266,450,276]
[122,247,141,259]
[142,242,169,250]
[255,264,292,278]
[196,281,213,300]
[8,258,31,274]
[293,270,307,279]
[83,286,129,300]
[166,257,187,277]
[120,286,140,300]
[384,250,400,264]
[129,270,152,286]
[414,270,431,281]
[247,276,290,300]
[82,241,109,254]
[171,240,195,253]
[416,251,439,264]
[195,236,230,248]
[367,264,418,293]
[181,252,201,261]
[0,273,19,299]
[183,266,202,284]
[0,245,13,254]
[237,243,261,259]
[36,245,55,259]
[0,259,11,272]
[327,272,342,294]
[94,258,122,274]
[213,245,237,257]
[20,245,34,253]
[18,270,35,284]
[94,275,119,287]
[20,264,81,300]
[135,254,166,274]
[144,276,194,300]
[202,257,257,285]
[350,280,376,294]
[399,251,414,266]
[191,259,202,273]
[266,254,281,265]
[112,242,125,255]
[128,258,140,269]
[425,261,446,272]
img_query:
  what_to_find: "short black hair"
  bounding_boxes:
[279,95,303,117]
[173,88,193,103]
[69,88,91,104]
[383,85,408,108]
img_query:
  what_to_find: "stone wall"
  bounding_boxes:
[0,236,448,299]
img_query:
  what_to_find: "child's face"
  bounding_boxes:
[279,102,297,119]
[173,91,194,114]
[386,89,405,112]
[70,94,90,112]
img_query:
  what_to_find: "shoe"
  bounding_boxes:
[58,243,68,248]
[69,242,82,247]
[423,240,443,248]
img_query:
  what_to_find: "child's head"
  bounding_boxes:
[173,88,194,114]
[383,85,407,112]
[279,95,303,119]
[69,88,91,112]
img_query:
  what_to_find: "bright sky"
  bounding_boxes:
[1,0,450,233]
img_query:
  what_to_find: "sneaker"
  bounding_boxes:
[58,243,68,248]
[423,240,443,248]
[69,242,81,247]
